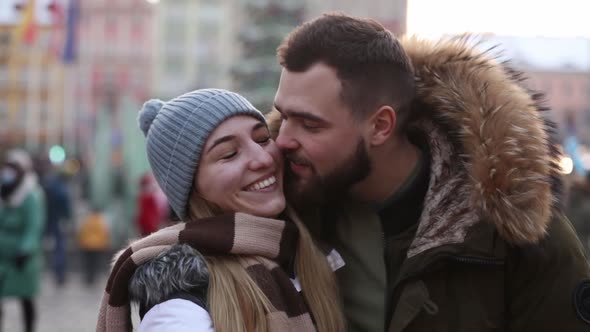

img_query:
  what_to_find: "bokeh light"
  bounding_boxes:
[559,156,574,175]
[49,145,66,164]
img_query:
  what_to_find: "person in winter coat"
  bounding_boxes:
[0,149,45,332]
[39,166,72,286]
[136,172,165,237]
[78,206,111,286]
[96,89,345,332]
[269,13,590,331]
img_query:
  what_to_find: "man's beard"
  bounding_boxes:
[284,138,371,210]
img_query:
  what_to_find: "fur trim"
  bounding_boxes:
[4,173,37,207]
[402,36,561,252]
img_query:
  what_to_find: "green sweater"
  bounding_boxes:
[332,148,430,331]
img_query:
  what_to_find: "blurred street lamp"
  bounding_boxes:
[49,145,66,165]
[559,156,574,175]
[145,0,160,4]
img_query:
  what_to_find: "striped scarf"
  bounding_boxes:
[96,212,316,331]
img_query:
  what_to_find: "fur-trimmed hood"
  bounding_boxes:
[403,36,562,256]
[268,37,563,255]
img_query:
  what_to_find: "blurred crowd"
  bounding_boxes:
[0,148,169,332]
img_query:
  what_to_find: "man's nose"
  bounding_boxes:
[276,125,300,151]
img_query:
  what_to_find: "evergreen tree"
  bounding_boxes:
[232,0,305,112]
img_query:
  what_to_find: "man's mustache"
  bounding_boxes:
[284,153,311,167]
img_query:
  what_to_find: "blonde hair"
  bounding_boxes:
[188,194,345,332]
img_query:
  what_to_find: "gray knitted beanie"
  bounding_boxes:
[138,89,265,220]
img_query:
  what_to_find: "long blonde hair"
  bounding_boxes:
[187,193,345,332]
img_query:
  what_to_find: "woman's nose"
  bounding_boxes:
[248,145,274,170]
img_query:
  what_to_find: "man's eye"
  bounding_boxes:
[302,120,320,130]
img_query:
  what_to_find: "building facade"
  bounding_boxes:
[78,0,154,115]
[74,0,154,160]
[0,0,65,149]
[526,70,590,143]
[151,0,240,99]
[151,0,408,109]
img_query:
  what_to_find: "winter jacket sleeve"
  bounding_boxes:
[506,214,590,330]
[18,189,45,255]
[139,298,214,332]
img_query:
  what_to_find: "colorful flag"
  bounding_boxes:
[47,0,66,58]
[14,0,38,45]
[62,0,79,64]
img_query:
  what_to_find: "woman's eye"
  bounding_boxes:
[221,151,237,160]
[256,136,271,144]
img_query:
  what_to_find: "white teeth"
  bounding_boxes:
[247,176,276,191]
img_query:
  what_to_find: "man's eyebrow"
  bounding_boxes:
[273,104,327,123]
[207,135,235,153]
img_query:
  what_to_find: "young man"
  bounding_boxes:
[271,13,590,331]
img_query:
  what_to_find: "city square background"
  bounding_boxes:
[0,0,589,331]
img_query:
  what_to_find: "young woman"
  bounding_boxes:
[96,89,345,332]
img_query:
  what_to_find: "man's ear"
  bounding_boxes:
[369,105,396,146]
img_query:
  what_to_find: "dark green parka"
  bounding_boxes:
[377,37,590,331]
[270,36,590,331]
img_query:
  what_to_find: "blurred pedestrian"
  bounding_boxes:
[39,164,72,286]
[136,172,166,237]
[77,206,110,286]
[0,149,45,332]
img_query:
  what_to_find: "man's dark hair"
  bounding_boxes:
[277,13,416,134]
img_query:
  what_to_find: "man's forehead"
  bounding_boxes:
[279,63,340,88]
[275,65,343,116]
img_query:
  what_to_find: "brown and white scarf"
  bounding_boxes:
[96,212,317,331]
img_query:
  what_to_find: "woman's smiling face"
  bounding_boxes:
[195,116,285,218]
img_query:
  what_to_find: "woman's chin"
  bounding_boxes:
[246,199,286,219]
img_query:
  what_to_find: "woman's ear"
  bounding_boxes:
[369,105,396,146]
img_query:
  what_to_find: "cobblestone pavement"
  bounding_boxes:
[2,270,108,332]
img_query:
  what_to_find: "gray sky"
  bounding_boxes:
[480,36,590,71]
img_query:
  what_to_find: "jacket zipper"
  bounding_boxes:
[383,231,392,331]
[448,255,505,266]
